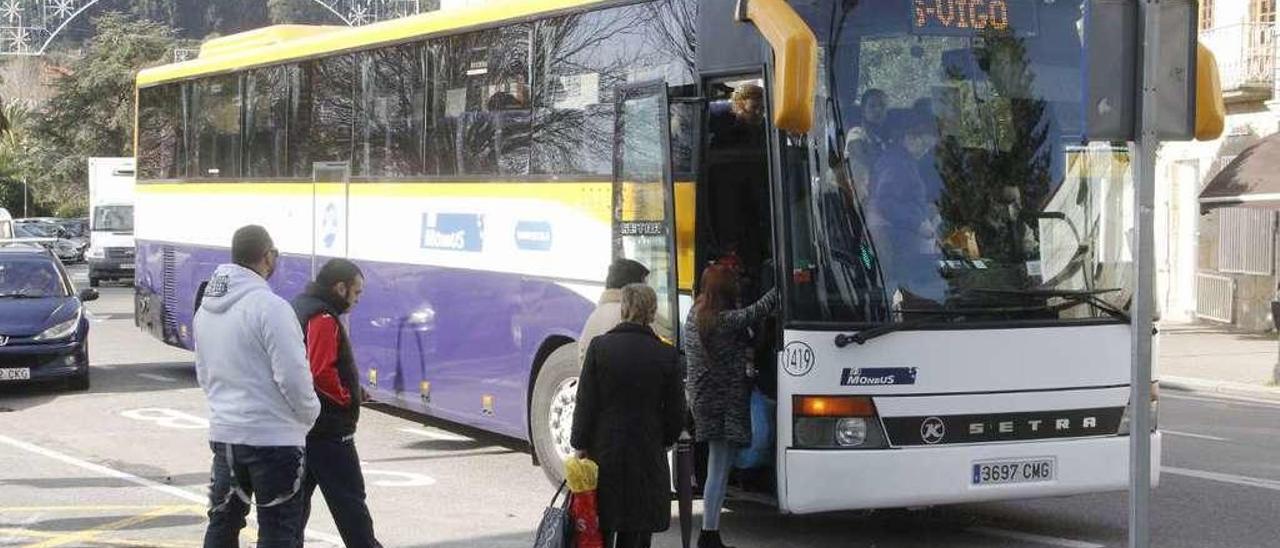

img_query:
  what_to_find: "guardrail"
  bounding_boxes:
[1200,23,1276,95]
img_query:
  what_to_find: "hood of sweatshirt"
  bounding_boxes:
[200,264,270,315]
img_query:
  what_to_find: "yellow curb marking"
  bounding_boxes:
[0,505,204,513]
[24,505,189,548]
[0,527,201,547]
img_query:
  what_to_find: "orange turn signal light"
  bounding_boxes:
[794,396,876,418]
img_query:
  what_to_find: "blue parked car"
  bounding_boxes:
[0,244,97,390]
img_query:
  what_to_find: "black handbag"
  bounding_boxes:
[532,481,573,548]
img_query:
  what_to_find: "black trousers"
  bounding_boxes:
[605,531,652,548]
[300,435,382,548]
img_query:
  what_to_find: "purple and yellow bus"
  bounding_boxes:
[135,0,1222,513]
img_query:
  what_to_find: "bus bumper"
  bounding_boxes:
[780,433,1160,514]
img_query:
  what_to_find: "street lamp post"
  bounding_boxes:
[21,178,27,217]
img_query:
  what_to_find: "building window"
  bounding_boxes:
[1218,207,1275,275]
[1200,0,1213,31]
[1255,0,1277,24]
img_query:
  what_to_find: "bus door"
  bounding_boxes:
[311,161,350,275]
[613,82,680,342]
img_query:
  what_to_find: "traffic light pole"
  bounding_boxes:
[1130,1,1161,547]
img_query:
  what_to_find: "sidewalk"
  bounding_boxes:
[1158,321,1280,399]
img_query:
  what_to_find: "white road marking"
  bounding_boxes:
[120,408,209,429]
[1162,466,1280,492]
[136,373,177,383]
[1162,430,1229,442]
[967,526,1104,548]
[360,467,437,488]
[398,427,471,442]
[1163,392,1280,409]
[0,434,344,545]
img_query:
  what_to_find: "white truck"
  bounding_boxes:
[86,157,136,287]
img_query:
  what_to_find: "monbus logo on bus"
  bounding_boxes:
[840,367,918,386]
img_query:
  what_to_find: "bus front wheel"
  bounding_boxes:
[530,343,579,486]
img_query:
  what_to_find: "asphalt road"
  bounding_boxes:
[0,265,1276,547]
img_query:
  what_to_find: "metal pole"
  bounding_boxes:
[22,179,27,217]
[1130,1,1160,547]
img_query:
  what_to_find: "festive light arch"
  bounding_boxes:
[0,0,423,55]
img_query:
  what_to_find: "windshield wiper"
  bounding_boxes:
[833,310,972,348]
[0,292,45,299]
[965,288,1131,323]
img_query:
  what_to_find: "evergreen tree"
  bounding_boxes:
[936,33,1052,272]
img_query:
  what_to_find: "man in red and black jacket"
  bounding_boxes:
[292,258,382,548]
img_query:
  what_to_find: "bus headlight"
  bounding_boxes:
[793,396,888,449]
[835,418,868,447]
[1118,382,1160,435]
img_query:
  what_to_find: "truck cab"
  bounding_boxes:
[86,158,136,287]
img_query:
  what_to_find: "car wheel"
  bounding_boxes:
[67,370,90,391]
[530,343,580,486]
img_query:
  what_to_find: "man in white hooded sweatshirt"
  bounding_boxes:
[195,225,321,548]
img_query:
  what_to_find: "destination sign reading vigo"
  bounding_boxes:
[912,0,1037,37]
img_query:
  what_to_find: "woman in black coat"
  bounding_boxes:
[571,283,684,548]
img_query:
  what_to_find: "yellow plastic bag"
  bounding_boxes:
[564,457,598,493]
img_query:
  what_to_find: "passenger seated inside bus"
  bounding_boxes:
[699,78,779,497]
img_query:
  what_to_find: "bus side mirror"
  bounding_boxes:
[739,0,818,135]
[1084,0,1201,142]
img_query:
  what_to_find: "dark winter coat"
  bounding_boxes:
[570,322,684,533]
[292,286,362,440]
[683,289,779,446]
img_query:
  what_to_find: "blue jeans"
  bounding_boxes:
[204,442,306,548]
[702,440,733,531]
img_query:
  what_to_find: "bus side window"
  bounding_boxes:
[425,42,458,177]
[437,26,531,178]
[190,74,242,179]
[531,3,696,178]
[138,83,186,181]
[294,55,356,177]
[357,44,426,178]
[244,66,290,179]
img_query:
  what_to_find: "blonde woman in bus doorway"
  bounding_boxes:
[683,264,779,548]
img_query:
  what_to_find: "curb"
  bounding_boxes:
[1160,375,1280,402]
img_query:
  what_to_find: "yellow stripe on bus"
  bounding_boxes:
[136,0,609,86]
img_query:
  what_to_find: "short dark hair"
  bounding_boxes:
[231,225,273,267]
[316,258,363,288]
[605,258,650,289]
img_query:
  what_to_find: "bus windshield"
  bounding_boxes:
[785,0,1134,325]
